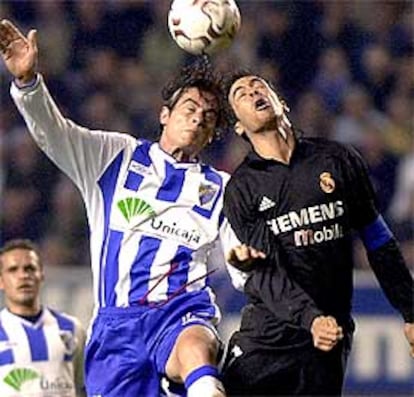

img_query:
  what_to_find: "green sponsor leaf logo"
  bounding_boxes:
[3,368,39,391]
[117,197,155,223]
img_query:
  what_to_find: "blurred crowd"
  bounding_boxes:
[0,0,413,270]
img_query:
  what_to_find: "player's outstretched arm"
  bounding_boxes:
[0,19,37,84]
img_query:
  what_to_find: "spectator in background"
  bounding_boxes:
[359,44,394,111]
[2,129,58,242]
[294,90,332,139]
[79,90,132,133]
[332,85,386,147]
[393,54,414,97]
[41,176,89,267]
[140,0,185,82]
[70,1,110,70]
[115,58,160,140]
[358,123,399,214]
[315,0,368,80]
[0,239,86,396]
[383,93,413,156]
[312,46,351,113]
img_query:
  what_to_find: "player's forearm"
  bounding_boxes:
[368,239,414,323]
[11,74,77,158]
[360,216,414,322]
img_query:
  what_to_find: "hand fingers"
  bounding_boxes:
[248,247,266,259]
[313,330,342,351]
[27,29,38,52]
[229,245,265,262]
[313,332,338,351]
[311,316,344,352]
[0,19,27,55]
[1,20,26,42]
[226,246,247,263]
[0,21,9,52]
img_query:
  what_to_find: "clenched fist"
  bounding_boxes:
[311,315,344,352]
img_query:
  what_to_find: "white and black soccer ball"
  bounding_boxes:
[168,0,241,55]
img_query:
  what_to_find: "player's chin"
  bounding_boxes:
[17,291,37,303]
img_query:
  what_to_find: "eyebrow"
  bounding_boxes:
[231,77,264,100]
[180,98,218,114]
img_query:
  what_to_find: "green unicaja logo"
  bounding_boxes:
[117,197,155,223]
[3,368,39,391]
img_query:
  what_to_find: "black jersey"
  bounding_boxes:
[224,137,412,351]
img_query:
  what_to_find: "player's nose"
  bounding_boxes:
[191,112,205,127]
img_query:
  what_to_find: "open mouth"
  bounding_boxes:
[255,98,270,111]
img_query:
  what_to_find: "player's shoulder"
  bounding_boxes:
[300,137,349,153]
[300,137,360,161]
[46,308,85,331]
[201,162,231,183]
[228,150,260,183]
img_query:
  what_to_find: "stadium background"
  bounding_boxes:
[0,0,413,395]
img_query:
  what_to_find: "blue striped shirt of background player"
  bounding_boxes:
[0,308,86,397]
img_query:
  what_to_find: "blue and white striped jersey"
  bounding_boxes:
[0,308,85,397]
[11,76,247,315]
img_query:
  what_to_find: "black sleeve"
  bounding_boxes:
[343,145,414,322]
[368,239,414,323]
[224,175,323,330]
[342,145,379,229]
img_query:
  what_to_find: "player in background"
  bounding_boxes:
[0,239,86,397]
[0,19,249,397]
[220,72,414,395]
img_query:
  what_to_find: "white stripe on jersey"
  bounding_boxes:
[1,312,30,363]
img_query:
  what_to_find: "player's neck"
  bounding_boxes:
[159,140,198,163]
[250,129,295,164]
[7,301,42,317]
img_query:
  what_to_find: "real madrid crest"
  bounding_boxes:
[319,172,335,193]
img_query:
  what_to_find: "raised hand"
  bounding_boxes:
[0,19,38,84]
[226,244,266,271]
[311,315,344,352]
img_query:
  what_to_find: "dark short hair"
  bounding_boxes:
[161,56,228,140]
[0,239,41,268]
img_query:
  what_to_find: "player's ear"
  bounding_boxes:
[159,106,170,127]
[234,120,245,137]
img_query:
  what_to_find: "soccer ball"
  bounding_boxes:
[168,0,241,55]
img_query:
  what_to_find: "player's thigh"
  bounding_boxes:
[85,316,159,396]
[299,346,347,395]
